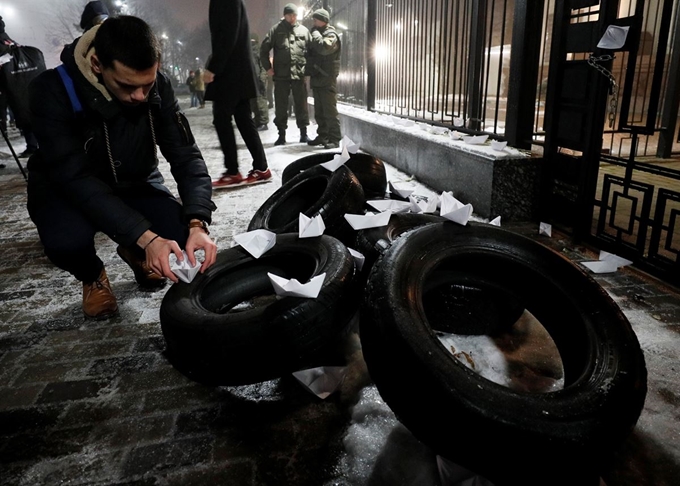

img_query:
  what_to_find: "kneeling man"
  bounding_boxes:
[27,16,217,319]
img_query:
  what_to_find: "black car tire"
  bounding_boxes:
[354,212,446,269]
[354,213,523,334]
[248,164,364,245]
[360,222,647,485]
[160,234,359,386]
[281,152,387,199]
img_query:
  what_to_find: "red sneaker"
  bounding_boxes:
[212,172,245,189]
[245,168,273,185]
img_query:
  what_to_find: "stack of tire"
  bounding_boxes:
[160,151,647,485]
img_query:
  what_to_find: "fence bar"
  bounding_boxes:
[506,0,546,148]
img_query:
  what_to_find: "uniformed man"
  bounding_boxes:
[250,33,269,131]
[260,3,311,145]
[306,8,342,149]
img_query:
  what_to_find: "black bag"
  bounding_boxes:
[0,44,46,129]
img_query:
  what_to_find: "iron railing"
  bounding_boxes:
[309,0,680,155]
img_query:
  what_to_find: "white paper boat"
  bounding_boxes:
[490,140,508,151]
[448,130,464,141]
[169,250,202,284]
[367,199,411,214]
[462,135,489,145]
[388,181,416,199]
[299,213,325,238]
[344,211,392,230]
[409,195,439,214]
[268,272,326,298]
[321,146,351,172]
[489,216,501,226]
[233,229,277,259]
[340,136,360,154]
[599,250,633,269]
[440,192,473,226]
[581,261,619,274]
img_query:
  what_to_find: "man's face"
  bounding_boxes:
[313,19,327,29]
[91,56,158,106]
[284,13,297,25]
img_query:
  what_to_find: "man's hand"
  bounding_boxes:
[203,69,215,83]
[267,68,275,76]
[185,225,217,273]
[140,233,184,284]
[136,226,217,284]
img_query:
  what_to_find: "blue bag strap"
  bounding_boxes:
[56,64,83,114]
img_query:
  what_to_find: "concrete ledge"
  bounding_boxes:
[337,106,541,221]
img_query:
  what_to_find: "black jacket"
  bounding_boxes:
[204,0,258,103]
[27,33,216,247]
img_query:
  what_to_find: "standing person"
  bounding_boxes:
[0,17,44,158]
[204,0,270,188]
[306,9,342,149]
[194,68,206,109]
[260,3,311,146]
[186,70,198,108]
[27,16,217,319]
[250,34,269,131]
[79,1,109,32]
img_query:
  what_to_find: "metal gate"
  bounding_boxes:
[543,0,680,284]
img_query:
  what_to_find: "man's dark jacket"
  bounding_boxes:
[27,31,216,247]
[204,0,258,104]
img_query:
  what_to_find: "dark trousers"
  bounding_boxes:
[23,129,38,151]
[212,97,267,175]
[28,189,188,283]
[312,81,341,144]
[274,79,309,130]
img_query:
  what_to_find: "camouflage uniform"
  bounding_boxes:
[306,23,342,146]
[260,19,311,134]
[250,37,269,127]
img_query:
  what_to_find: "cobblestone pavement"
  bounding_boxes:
[0,99,679,485]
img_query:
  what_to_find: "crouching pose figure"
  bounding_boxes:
[27,16,217,319]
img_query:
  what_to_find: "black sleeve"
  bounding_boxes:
[153,73,216,224]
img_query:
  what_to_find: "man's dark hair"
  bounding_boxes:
[93,16,161,70]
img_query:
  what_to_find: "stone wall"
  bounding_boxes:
[337,108,542,221]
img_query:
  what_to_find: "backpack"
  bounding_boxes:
[0,44,46,128]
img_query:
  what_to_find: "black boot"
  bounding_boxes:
[275,130,286,146]
[299,127,311,144]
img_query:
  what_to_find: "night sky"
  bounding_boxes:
[0,0,280,67]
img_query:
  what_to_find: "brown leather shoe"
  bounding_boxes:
[83,268,118,320]
[117,245,167,289]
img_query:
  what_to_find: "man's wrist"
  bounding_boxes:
[188,219,210,235]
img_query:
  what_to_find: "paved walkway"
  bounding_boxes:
[0,100,679,485]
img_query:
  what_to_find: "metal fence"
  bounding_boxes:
[371,0,514,134]
[311,0,680,154]
[310,0,515,135]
